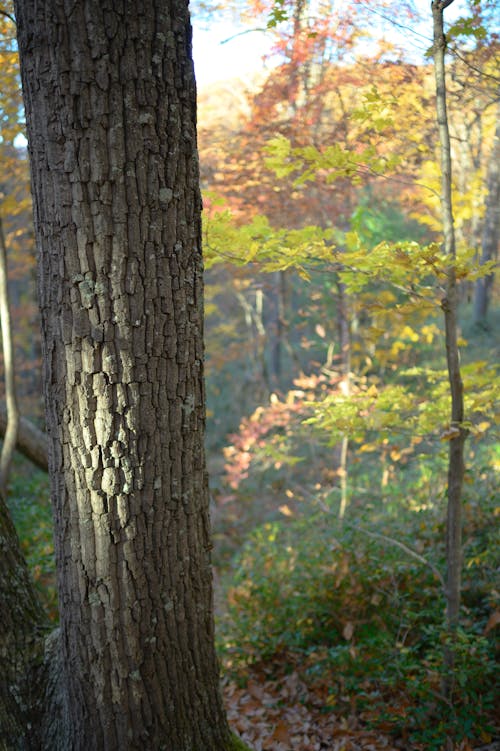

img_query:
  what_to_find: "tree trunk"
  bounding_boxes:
[0,215,20,498]
[0,492,48,750]
[337,280,350,521]
[0,219,45,748]
[432,0,467,702]
[267,271,286,387]
[473,100,500,327]
[14,1,232,748]
[0,405,48,472]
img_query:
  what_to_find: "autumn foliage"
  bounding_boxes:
[1,0,499,748]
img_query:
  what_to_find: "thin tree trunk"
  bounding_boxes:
[0,404,48,472]
[337,280,350,521]
[268,271,287,387]
[473,100,500,327]
[432,0,468,702]
[0,215,19,498]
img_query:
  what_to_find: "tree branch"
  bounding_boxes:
[0,405,48,472]
[0,9,16,24]
[346,522,446,592]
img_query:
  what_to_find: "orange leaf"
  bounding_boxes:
[484,610,500,635]
[271,721,291,744]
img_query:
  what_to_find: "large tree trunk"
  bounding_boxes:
[14,1,232,748]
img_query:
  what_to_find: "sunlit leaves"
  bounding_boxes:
[264,134,401,188]
[447,16,488,42]
[204,193,497,489]
[266,0,288,28]
[351,84,396,133]
[205,200,488,301]
[204,202,335,279]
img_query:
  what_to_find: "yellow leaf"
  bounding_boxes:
[476,420,491,433]
[440,426,461,441]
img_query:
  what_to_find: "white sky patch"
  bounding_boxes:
[14,132,27,149]
[192,21,275,89]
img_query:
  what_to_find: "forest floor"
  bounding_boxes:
[224,664,402,751]
[211,479,498,751]
[222,654,497,751]
[223,668,492,751]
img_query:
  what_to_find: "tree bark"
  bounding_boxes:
[0,215,20,498]
[267,271,286,387]
[0,492,48,750]
[473,100,500,327]
[432,0,467,700]
[14,1,231,748]
[337,280,350,521]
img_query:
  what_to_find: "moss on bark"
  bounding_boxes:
[229,733,253,751]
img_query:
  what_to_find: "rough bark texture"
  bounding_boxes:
[473,101,500,326]
[0,493,48,751]
[432,0,467,698]
[15,1,231,748]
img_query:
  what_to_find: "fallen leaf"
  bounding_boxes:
[271,721,291,744]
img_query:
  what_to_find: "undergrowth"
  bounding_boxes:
[7,463,57,620]
[218,463,499,750]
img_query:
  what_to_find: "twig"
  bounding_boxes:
[345,521,446,593]
[0,9,15,24]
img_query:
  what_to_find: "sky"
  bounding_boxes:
[192,21,274,88]
[191,0,473,90]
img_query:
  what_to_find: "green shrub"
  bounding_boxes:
[8,468,58,620]
[219,494,498,749]
[220,512,442,663]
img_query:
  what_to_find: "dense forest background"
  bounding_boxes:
[1,0,499,748]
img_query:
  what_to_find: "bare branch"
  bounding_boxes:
[0,9,16,25]
[347,522,446,592]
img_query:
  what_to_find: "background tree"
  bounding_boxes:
[0,214,19,497]
[473,100,500,326]
[432,0,467,700]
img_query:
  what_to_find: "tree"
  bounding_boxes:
[0,214,19,497]
[8,0,243,748]
[432,0,468,700]
[473,99,500,326]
